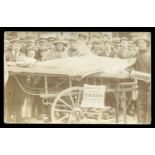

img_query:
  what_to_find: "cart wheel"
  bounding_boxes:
[51,87,106,124]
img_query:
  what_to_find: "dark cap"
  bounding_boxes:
[47,37,56,42]
[26,36,35,41]
[104,39,111,44]
[39,38,47,42]
[93,40,102,45]
[135,36,149,43]
[112,37,120,43]
[53,40,67,46]
[120,37,128,41]
[78,32,88,39]
[10,38,21,44]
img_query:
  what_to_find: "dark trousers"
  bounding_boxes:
[136,81,151,124]
[5,76,25,122]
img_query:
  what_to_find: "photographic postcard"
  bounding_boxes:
[4,31,151,125]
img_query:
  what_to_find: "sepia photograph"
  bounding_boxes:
[4,31,151,124]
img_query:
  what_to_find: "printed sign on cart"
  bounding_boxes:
[81,84,106,108]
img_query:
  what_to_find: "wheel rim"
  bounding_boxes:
[51,87,101,124]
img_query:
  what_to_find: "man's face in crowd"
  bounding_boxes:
[48,41,55,49]
[87,42,93,50]
[105,42,111,50]
[138,39,147,50]
[104,42,112,56]
[55,43,64,51]
[103,35,109,42]
[4,40,9,51]
[93,42,102,50]
[78,35,87,43]
[39,41,47,50]
[27,40,34,47]
[128,42,133,50]
[12,42,21,51]
[121,40,129,48]
[27,50,36,58]
[40,49,48,57]
[21,41,26,47]
[113,42,120,48]
[35,41,40,48]
[70,40,78,49]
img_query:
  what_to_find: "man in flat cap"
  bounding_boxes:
[112,37,121,57]
[64,36,92,57]
[34,38,48,60]
[103,40,114,57]
[86,40,93,51]
[74,33,92,56]
[5,38,26,123]
[19,37,27,54]
[64,37,80,57]
[32,46,55,122]
[39,38,48,50]
[5,38,24,61]
[91,40,104,56]
[47,37,57,59]
[133,36,151,124]
[78,32,88,43]
[118,37,136,59]
[24,36,35,53]
[53,39,67,58]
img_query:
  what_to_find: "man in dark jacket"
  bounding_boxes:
[5,38,26,123]
[134,36,151,124]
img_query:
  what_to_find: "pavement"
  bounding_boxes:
[13,114,137,124]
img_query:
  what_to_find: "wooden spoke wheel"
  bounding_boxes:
[51,87,110,124]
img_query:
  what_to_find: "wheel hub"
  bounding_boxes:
[73,108,82,116]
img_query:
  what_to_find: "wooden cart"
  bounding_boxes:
[6,62,138,124]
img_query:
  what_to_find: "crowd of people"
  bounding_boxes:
[4,32,151,124]
[4,33,141,62]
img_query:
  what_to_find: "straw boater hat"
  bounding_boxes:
[120,37,129,42]
[104,39,112,44]
[47,37,56,42]
[53,39,67,46]
[112,37,120,43]
[39,37,47,43]
[10,38,21,44]
[134,36,150,45]
[92,39,102,45]
[78,32,88,39]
